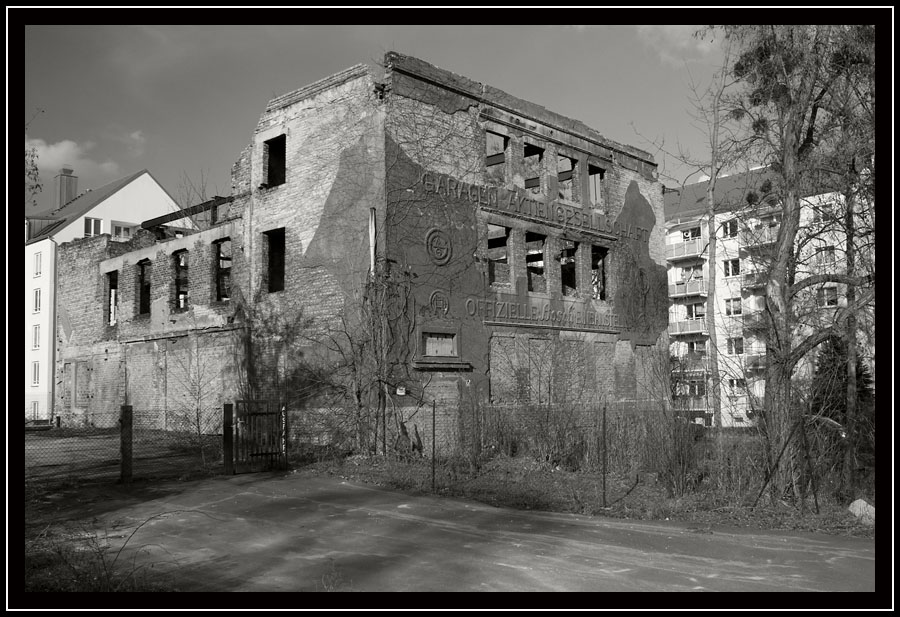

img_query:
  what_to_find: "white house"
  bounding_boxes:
[24,168,182,421]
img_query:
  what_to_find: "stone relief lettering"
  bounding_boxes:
[421,171,626,238]
[464,296,625,332]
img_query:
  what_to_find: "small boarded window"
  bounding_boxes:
[423,332,457,357]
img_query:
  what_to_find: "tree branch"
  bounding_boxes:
[788,272,874,299]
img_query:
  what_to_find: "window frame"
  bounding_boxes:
[725,297,742,316]
[33,288,41,313]
[34,252,42,277]
[722,219,739,238]
[32,324,40,350]
[727,337,744,355]
[31,361,40,386]
[84,217,102,237]
[723,258,741,277]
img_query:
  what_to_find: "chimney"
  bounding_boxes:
[53,165,78,209]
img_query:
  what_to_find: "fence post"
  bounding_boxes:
[120,405,133,484]
[223,403,234,475]
[602,404,607,508]
[431,400,436,493]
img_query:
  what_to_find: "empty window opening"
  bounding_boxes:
[214,239,232,302]
[264,134,287,187]
[525,232,547,293]
[557,155,577,201]
[560,239,579,297]
[107,271,119,326]
[725,297,742,316]
[174,251,189,311]
[265,228,286,293]
[588,165,605,206]
[84,217,102,238]
[727,337,744,355]
[138,260,152,315]
[590,245,607,300]
[487,224,510,286]
[524,143,544,191]
[485,131,508,167]
[423,332,457,357]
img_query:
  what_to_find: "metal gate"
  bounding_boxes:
[224,401,287,474]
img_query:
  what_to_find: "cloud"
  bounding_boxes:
[634,25,719,67]
[25,136,120,178]
[106,127,147,157]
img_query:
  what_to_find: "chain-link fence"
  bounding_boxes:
[25,405,225,487]
[25,411,123,483]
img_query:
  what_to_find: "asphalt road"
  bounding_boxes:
[83,472,876,593]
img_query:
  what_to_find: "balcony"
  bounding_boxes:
[672,396,708,412]
[741,225,780,249]
[741,271,768,291]
[742,310,768,333]
[669,279,708,298]
[744,354,766,372]
[673,352,709,374]
[665,238,704,262]
[668,319,709,336]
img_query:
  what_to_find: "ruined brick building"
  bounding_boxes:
[55,53,670,450]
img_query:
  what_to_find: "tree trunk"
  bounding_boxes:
[842,190,858,500]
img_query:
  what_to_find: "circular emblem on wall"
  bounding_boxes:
[429,290,450,315]
[425,228,452,265]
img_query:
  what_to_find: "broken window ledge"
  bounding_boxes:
[412,357,473,371]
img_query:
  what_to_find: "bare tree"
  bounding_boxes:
[711,25,876,502]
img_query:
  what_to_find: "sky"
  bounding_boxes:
[24,25,727,213]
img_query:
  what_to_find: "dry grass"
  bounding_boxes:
[296,452,875,539]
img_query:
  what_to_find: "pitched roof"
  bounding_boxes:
[663,167,780,223]
[25,169,152,244]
